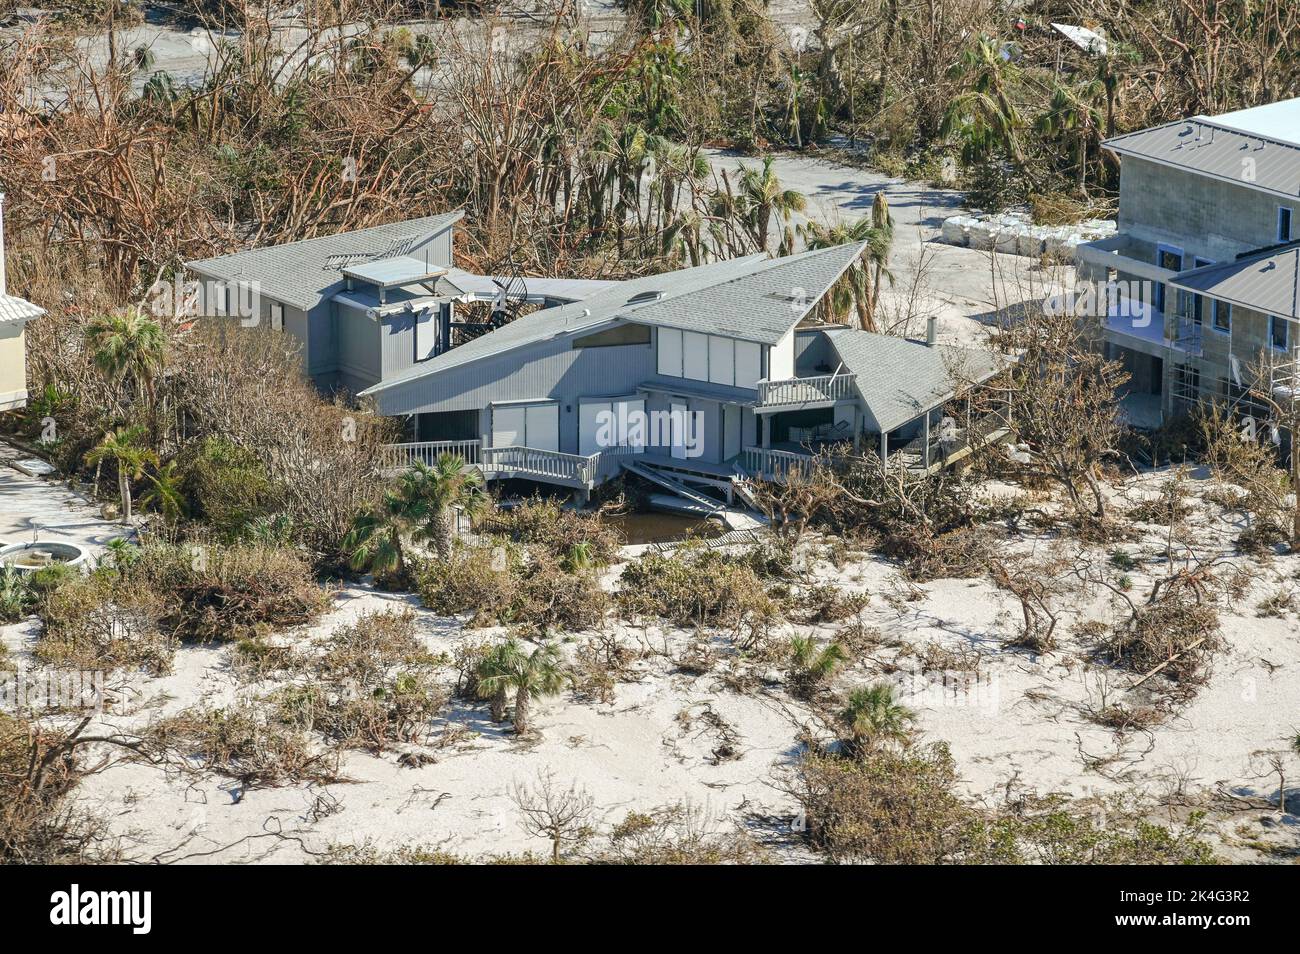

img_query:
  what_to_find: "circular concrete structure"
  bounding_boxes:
[0,541,91,572]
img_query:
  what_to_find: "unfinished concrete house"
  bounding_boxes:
[1076,97,1300,428]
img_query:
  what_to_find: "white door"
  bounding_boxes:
[723,404,742,460]
[525,403,559,452]
[619,398,646,453]
[493,402,557,450]
[578,401,609,456]
[492,405,526,448]
[670,402,688,459]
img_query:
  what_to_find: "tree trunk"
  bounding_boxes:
[490,686,508,722]
[119,471,131,521]
[513,686,531,734]
[432,506,453,561]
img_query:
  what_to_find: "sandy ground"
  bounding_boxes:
[4,462,1297,864]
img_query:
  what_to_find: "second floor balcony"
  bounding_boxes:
[755,371,858,410]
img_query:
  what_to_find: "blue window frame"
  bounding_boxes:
[1212,299,1231,333]
[1270,315,1289,350]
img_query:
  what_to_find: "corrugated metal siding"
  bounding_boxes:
[373,335,657,455]
[335,300,382,386]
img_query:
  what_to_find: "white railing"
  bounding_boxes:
[481,446,600,486]
[757,372,858,407]
[741,446,814,482]
[381,440,481,469]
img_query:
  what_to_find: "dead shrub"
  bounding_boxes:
[617,543,784,639]
[417,541,608,631]
[786,744,1015,864]
[478,498,622,566]
[36,572,174,674]
[273,610,448,752]
[128,542,330,643]
[0,713,121,863]
[798,583,869,623]
[595,803,768,864]
[147,704,340,788]
[1100,597,1220,686]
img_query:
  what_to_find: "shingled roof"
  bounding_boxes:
[186,212,464,312]
[826,329,1002,433]
[0,292,44,325]
[361,242,867,396]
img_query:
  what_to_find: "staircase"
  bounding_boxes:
[620,460,725,514]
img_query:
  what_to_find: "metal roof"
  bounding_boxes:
[825,328,1002,433]
[1102,114,1300,201]
[440,268,616,303]
[1211,99,1300,147]
[341,256,447,291]
[185,211,463,312]
[361,243,867,397]
[1170,242,1300,320]
[0,292,44,325]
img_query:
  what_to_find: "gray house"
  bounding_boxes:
[189,216,1003,503]
[1076,97,1300,426]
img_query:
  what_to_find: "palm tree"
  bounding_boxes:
[839,683,915,753]
[788,636,846,697]
[476,639,527,722]
[941,36,1030,175]
[84,425,158,522]
[84,308,166,402]
[1037,82,1104,198]
[344,454,485,584]
[476,640,570,735]
[416,453,487,560]
[737,157,807,253]
[139,459,186,525]
[802,201,894,332]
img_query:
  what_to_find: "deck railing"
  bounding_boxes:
[381,439,481,469]
[741,445,814,481]
[481,446,601,486]
[757,372,858,407]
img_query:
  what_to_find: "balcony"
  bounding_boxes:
[756,372,858,410]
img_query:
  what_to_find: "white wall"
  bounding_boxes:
[657,328,765,389]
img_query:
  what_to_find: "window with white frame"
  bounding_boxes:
[1279,206,1293,244]
[1270,315,1289,351]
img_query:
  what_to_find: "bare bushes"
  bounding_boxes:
[787,743,1013,864]
[35,572,174,674]
[147,705,340,788]
[166,324,396,563]
[617,543,783,640]
[597,804,768,864]
[127,542,330,643]
[479,498,623,567]
[417,539,608,631]
[1100,596,1221,687]
[0,714,121,863]
[813,451,1006,581]
[273,610,448,753]
[787,742,1218,864]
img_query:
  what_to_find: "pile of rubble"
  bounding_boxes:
[940,211,1116,262]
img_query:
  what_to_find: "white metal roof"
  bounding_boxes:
[342,255,447,290]
[1206,98,1300,148]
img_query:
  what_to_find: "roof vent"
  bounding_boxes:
[626,290,664,305]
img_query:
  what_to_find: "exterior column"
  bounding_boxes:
[923,413,931,468]
[879,430,887,461]
[761,415,771,449]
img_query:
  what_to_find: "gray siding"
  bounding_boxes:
[373,330,657,455]
[334,300,382,393]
